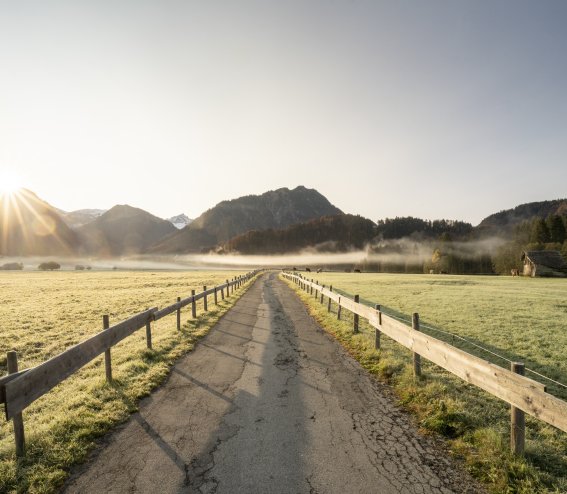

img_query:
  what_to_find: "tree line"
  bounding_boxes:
[491,214,567,274]
[219,213,567,275]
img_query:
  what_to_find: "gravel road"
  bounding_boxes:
[63,272,484,494]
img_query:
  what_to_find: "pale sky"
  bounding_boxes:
[1,0,566,225]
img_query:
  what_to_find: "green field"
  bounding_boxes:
[0,270,249,493]
[307,272,567,397]
[283,272,567,494]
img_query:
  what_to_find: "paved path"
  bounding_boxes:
[64,273,483,494]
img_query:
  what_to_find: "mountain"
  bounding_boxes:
[78,205,177,257]
[149,186,343,254]
[476,199,567,236]
[0,189,79,255]
[167,214,193,229]
[59,208,106,228]
[223,214,377,254]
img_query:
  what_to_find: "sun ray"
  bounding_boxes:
[0,188,72,255]
[7,191,31,249]
[15,189,69,251]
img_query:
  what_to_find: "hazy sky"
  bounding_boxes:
[1,0,566,225]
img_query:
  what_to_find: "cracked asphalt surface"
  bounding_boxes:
[63,272,484,494]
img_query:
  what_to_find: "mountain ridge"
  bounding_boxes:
[1,187,565,258]
[149,186,343,254]
[476,198,567,235]
[167,214,193,229]
[58,208,107,228]
[78,204,177,257]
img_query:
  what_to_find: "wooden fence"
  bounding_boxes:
[0,270,260,456]
[282,271,567,454]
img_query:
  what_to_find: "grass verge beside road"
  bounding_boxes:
[0,270,255,493]
[281,273,567,494]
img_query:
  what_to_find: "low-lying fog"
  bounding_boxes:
[0,237,505,271]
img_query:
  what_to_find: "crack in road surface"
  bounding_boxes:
[63,273,484,494]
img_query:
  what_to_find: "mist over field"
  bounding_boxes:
[186,236,507,269]
[0,236,508,272]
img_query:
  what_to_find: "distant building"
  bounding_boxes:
[521,251,567,277]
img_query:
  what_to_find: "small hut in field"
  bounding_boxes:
[521,251,567,277]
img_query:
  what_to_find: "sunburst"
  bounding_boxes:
[0,181,68,254]
[0,171,24,197]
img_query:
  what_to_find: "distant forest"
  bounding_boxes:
[367,215,567,275]
[376,217,473,240]
[367,217,491,274]
[224,214,376,254]
[224,213,567,275]
[491,214,567,274]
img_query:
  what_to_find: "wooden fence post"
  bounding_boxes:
[320,285,324,304]
[176,297,181,330]
[221,284,225,300]
[226,279,229,297]
[511,362,526,455]
[214,287,218,305]
[7,351,25,457]
[310,279,313,295]
[146,319,152,349]
[102,315,112,382]
[327,286,332,312]
[353,295,359,333]
[203,286,208,311]
[315,281,318,299]
[337,296,342,320]
[191,290,196,318]
[412,313,421,377]
[375,304,381,349]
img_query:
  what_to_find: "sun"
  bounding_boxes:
[0,172,24,196]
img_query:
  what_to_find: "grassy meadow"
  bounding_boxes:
[0,270,251,493]
[283,272,567,494]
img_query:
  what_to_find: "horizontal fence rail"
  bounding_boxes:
[0,270,260,456]
[4,307,158,420]
[281,271,567,454]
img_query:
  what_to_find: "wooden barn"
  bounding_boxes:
[521,250,567,277]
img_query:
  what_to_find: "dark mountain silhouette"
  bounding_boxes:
[78,205,176,257]
[3,186,564,263]
[0,189,79,255]
[149,186,342,253]
[476,199,567,236]
[223,214,377,254]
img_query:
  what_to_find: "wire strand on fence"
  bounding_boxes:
[326,284,567,393]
